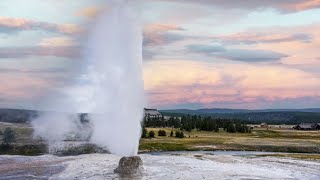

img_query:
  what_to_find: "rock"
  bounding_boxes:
[114,156,143,174]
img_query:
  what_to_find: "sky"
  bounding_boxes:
[0,0,320,110]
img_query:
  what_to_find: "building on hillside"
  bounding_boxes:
[144,108,162,119]
[293,123,320,130]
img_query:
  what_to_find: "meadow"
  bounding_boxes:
[139,127,320,153]
[1,122,319,155]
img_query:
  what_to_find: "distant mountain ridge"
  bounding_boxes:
[159,108,320,124]
[0,108,37,123]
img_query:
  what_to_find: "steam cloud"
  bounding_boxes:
[32,1,144,156]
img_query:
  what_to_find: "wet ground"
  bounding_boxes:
[0,151,319,179]
[0,155,71,179]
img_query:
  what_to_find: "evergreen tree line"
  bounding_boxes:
[143,115,251,133]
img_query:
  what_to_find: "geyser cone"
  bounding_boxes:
[85,1,144,156]
[114,156,143,175]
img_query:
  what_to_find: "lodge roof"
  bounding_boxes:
[298,124,313,129]
[295,123,320,129]
[144,108,161,116]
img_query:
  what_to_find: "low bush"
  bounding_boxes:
[175,131,185,138]
[148,130,155,138]
[158,130,167,136]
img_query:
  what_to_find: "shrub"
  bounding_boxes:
[175,131,184,138]
[148,130,155,138]
[2,128,16,145]
[158,130,167,136]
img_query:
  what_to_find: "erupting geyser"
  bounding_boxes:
[87,1,144,173]
[32,0,144,160]
[86,1,144,156]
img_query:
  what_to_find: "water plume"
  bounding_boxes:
[85,1,144,156]
[32,1,144,156]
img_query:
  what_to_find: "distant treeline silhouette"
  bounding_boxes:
[160,111,320,125]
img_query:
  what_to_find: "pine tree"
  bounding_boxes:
[227,123,236,133]
[214,126,219,132]
[179,131,185,138]
[141,127,148,138]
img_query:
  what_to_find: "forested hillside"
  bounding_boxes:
[160,109,320,124]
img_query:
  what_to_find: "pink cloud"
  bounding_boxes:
[248,24,320,66]
[143,23,185,46]
[144,60,320,108]
[144,24,184,32]
[0,72,53,100]
[0,16,82,34]
[283,0,320,11]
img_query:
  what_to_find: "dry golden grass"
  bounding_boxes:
[139,128,320,153]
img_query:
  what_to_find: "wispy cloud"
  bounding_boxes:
[0,46,79,59]
[38,37,77,47]
[144,60,320,109]
[186,44,226,53]
[143,24,186,46]
[186,44,287,62]
[214,33,313,45]
[156,0,320,12]
[215,49,288,62]
[144,24,185,32]
[0,16,82,34]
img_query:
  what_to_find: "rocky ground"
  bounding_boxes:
[0,152,319,180]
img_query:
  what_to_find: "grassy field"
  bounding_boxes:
[139,128,320,153]
[1,122,320,155]
[0,122,36,144]
[0,122,47,155]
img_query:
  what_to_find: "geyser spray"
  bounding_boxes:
[86,1,144,156]
[32,1,144,156]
